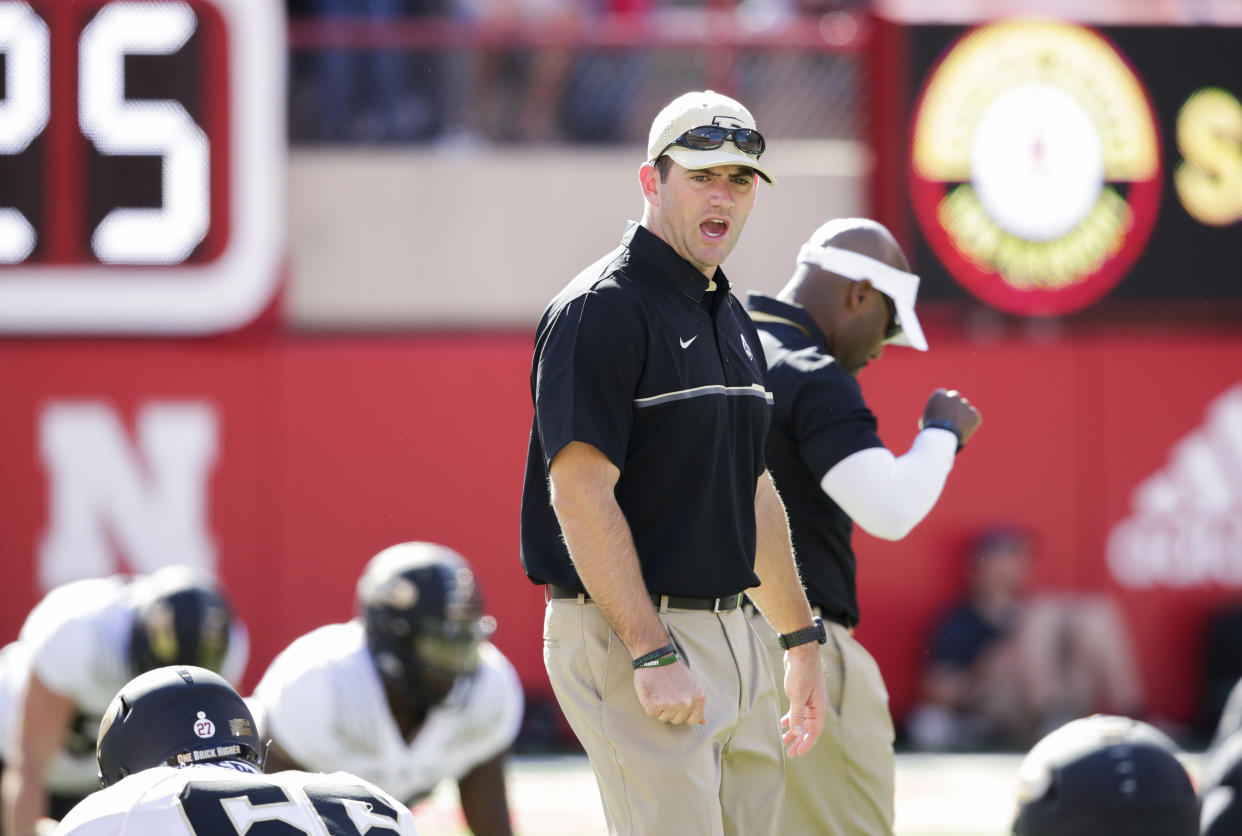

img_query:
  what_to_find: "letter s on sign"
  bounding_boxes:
[0,0,285,336]
[1175,87,1242,228]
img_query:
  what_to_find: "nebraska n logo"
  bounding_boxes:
[1107,383,1242,588]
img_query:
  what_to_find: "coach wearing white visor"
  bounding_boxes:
[745,218,982,835]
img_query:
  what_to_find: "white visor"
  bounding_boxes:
[797,244,928,352]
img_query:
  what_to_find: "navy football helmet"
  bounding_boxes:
[357,542,495,709]
[128,566,235,677]
[1012,714,1198,836]
[96,665,263,787]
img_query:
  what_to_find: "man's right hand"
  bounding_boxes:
[633,662,706,726]
[922,388,982,446]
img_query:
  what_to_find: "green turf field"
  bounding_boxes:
[411,751,1206,835]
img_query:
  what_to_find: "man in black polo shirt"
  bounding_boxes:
[520,90,828,836]
[745,217,982,835]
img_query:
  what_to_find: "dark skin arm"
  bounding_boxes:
[457,750,514,836]
[258,737,303,774]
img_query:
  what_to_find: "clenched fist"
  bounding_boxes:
[920,388,982,448]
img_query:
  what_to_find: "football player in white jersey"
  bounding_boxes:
[53,665,419,836]
[1,567,248,836]
[250,543,522,836]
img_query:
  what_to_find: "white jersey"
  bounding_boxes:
[250,621,523,804]
[52,763,419,836]
[1,576,249,794]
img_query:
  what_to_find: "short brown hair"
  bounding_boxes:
[654,155,673,182]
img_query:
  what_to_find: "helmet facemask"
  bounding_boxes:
[128,568,234,677]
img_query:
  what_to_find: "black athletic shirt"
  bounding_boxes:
[745,292,884,627]
[520,222,773,597]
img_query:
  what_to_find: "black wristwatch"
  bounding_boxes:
[921,418,964,453]
[778,616,827,650]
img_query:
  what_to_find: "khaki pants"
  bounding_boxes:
[545,599,785,836]
[750,611,896,836]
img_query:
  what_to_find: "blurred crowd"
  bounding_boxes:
[284,0,867,144]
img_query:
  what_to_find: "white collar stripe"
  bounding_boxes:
[634,383,772,408]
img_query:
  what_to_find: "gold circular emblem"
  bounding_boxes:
[909,19,1163,315]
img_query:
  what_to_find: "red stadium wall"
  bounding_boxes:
[1,330,1240,731]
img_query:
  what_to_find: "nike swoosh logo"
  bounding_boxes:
[680,336,698,349]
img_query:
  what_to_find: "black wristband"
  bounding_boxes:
[632,644,678,669]
[778,617,827,650]
[922,418,964,453]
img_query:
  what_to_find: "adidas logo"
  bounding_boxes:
[1107,383,1242,588]
[1107,385,1242,586]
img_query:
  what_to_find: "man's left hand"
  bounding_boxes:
[779,644,827,757]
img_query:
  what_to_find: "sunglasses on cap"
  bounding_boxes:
[658,125,766,159]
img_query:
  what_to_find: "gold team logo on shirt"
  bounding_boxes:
[908,19,1163,316]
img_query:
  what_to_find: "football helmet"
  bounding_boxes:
[128,566,235,677]
[96,665,263,787]
[357,542,496,708]
[1012,714,1198,836]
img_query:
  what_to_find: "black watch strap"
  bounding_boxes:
[778,616,827,650]
[922,418,964,453]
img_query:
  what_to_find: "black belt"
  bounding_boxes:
[547,584,743,612]
[742,601,856,630]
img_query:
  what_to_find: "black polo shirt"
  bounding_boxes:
[745,292,884,627]
[520,222,772,598]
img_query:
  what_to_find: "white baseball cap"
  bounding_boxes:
[646,90,775,184]
[797,240,929,351]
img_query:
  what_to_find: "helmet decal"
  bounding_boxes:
[193,711,215,739]
[143,601,179,663]
[387,577,420,610]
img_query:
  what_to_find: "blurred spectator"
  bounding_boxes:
[555,0,650,144]
[290,0,456,142]
[455,0,579,144]
[456,0,650,145]
[905,526,1146,751]
[0,567,247,836]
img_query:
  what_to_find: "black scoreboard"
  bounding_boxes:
[872,15,1242,317]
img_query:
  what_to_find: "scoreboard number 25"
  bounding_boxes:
[0,0,284,335]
